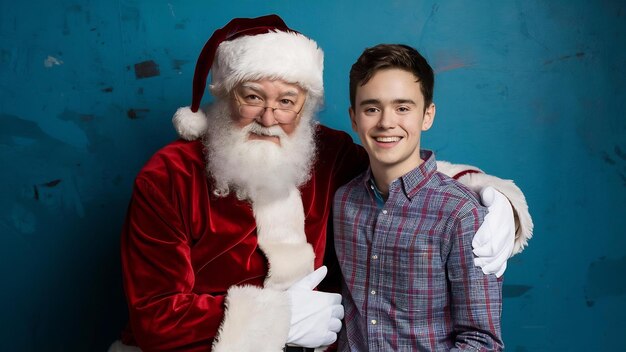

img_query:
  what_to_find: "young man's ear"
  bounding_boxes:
[421,103,436,131]
[349,107,357,131]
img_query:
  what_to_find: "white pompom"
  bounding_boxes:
[172,106,208,141]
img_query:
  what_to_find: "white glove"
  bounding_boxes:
[286,266,344,348]
[473,186,515,277]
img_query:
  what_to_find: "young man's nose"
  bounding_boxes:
[377,109,397,129]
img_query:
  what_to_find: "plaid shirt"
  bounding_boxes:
[333,151,503,351]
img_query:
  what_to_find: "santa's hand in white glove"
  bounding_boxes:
[286,266,344,348]
[473,186,516,278]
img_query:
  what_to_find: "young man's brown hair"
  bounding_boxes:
[349,44,434,111]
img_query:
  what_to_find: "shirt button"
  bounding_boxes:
[382,209,388,215]
[371,254,378,260]
[371,290,376,295]
[371,319,377,325]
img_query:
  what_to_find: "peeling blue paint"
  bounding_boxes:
[503,284,533,298]
[1,1,625,351]
[10,204,37,235]
[585,256,626,306]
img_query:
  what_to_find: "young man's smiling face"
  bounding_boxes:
[350,68,435,181]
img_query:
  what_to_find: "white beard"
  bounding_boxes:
[203,101,317,203]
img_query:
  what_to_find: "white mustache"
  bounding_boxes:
[245,122,287,138]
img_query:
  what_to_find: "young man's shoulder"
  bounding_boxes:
[335,169,368,199]
[430,170,486,216]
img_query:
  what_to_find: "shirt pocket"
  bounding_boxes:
[392,237,446,315]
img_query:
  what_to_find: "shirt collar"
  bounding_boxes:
[400,150,437,200]
[368,177,385,209]
[363,150,438,202]
[362,168,379,204]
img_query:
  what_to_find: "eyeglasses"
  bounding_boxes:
[233,94,305,124]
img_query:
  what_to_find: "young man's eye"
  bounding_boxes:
[397,106,411,113]
[364,107,380,114]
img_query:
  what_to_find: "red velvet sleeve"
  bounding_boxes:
[329,131,369,190]
[121,176,224,352]
[318,128,369,294]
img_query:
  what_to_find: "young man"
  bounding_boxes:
[334,44,504,351]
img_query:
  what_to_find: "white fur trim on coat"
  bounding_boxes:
[107,340,142,352]
[258,241,315,290]
[212,285,290,352]
[172,106,208,141]
[252,186,314,290]
[210,31,324,100]
[437,161,533,255]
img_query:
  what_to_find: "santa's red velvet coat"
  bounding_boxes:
[119,125,364,351]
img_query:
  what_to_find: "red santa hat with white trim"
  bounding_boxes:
[172,14,324,141]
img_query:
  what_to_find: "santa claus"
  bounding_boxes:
[109,15,532,352]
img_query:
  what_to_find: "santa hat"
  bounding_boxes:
[173,14,325,141]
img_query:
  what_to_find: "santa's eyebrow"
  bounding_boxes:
[239,83,299,98]
[281,90,299,97]
[240,82,263,91]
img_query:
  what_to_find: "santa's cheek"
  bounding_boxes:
[280,124,298,136]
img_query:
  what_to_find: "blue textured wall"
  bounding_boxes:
[1,1,625,351]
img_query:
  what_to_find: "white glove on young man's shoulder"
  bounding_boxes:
[286,266,344,348]
[473,186,516,278]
